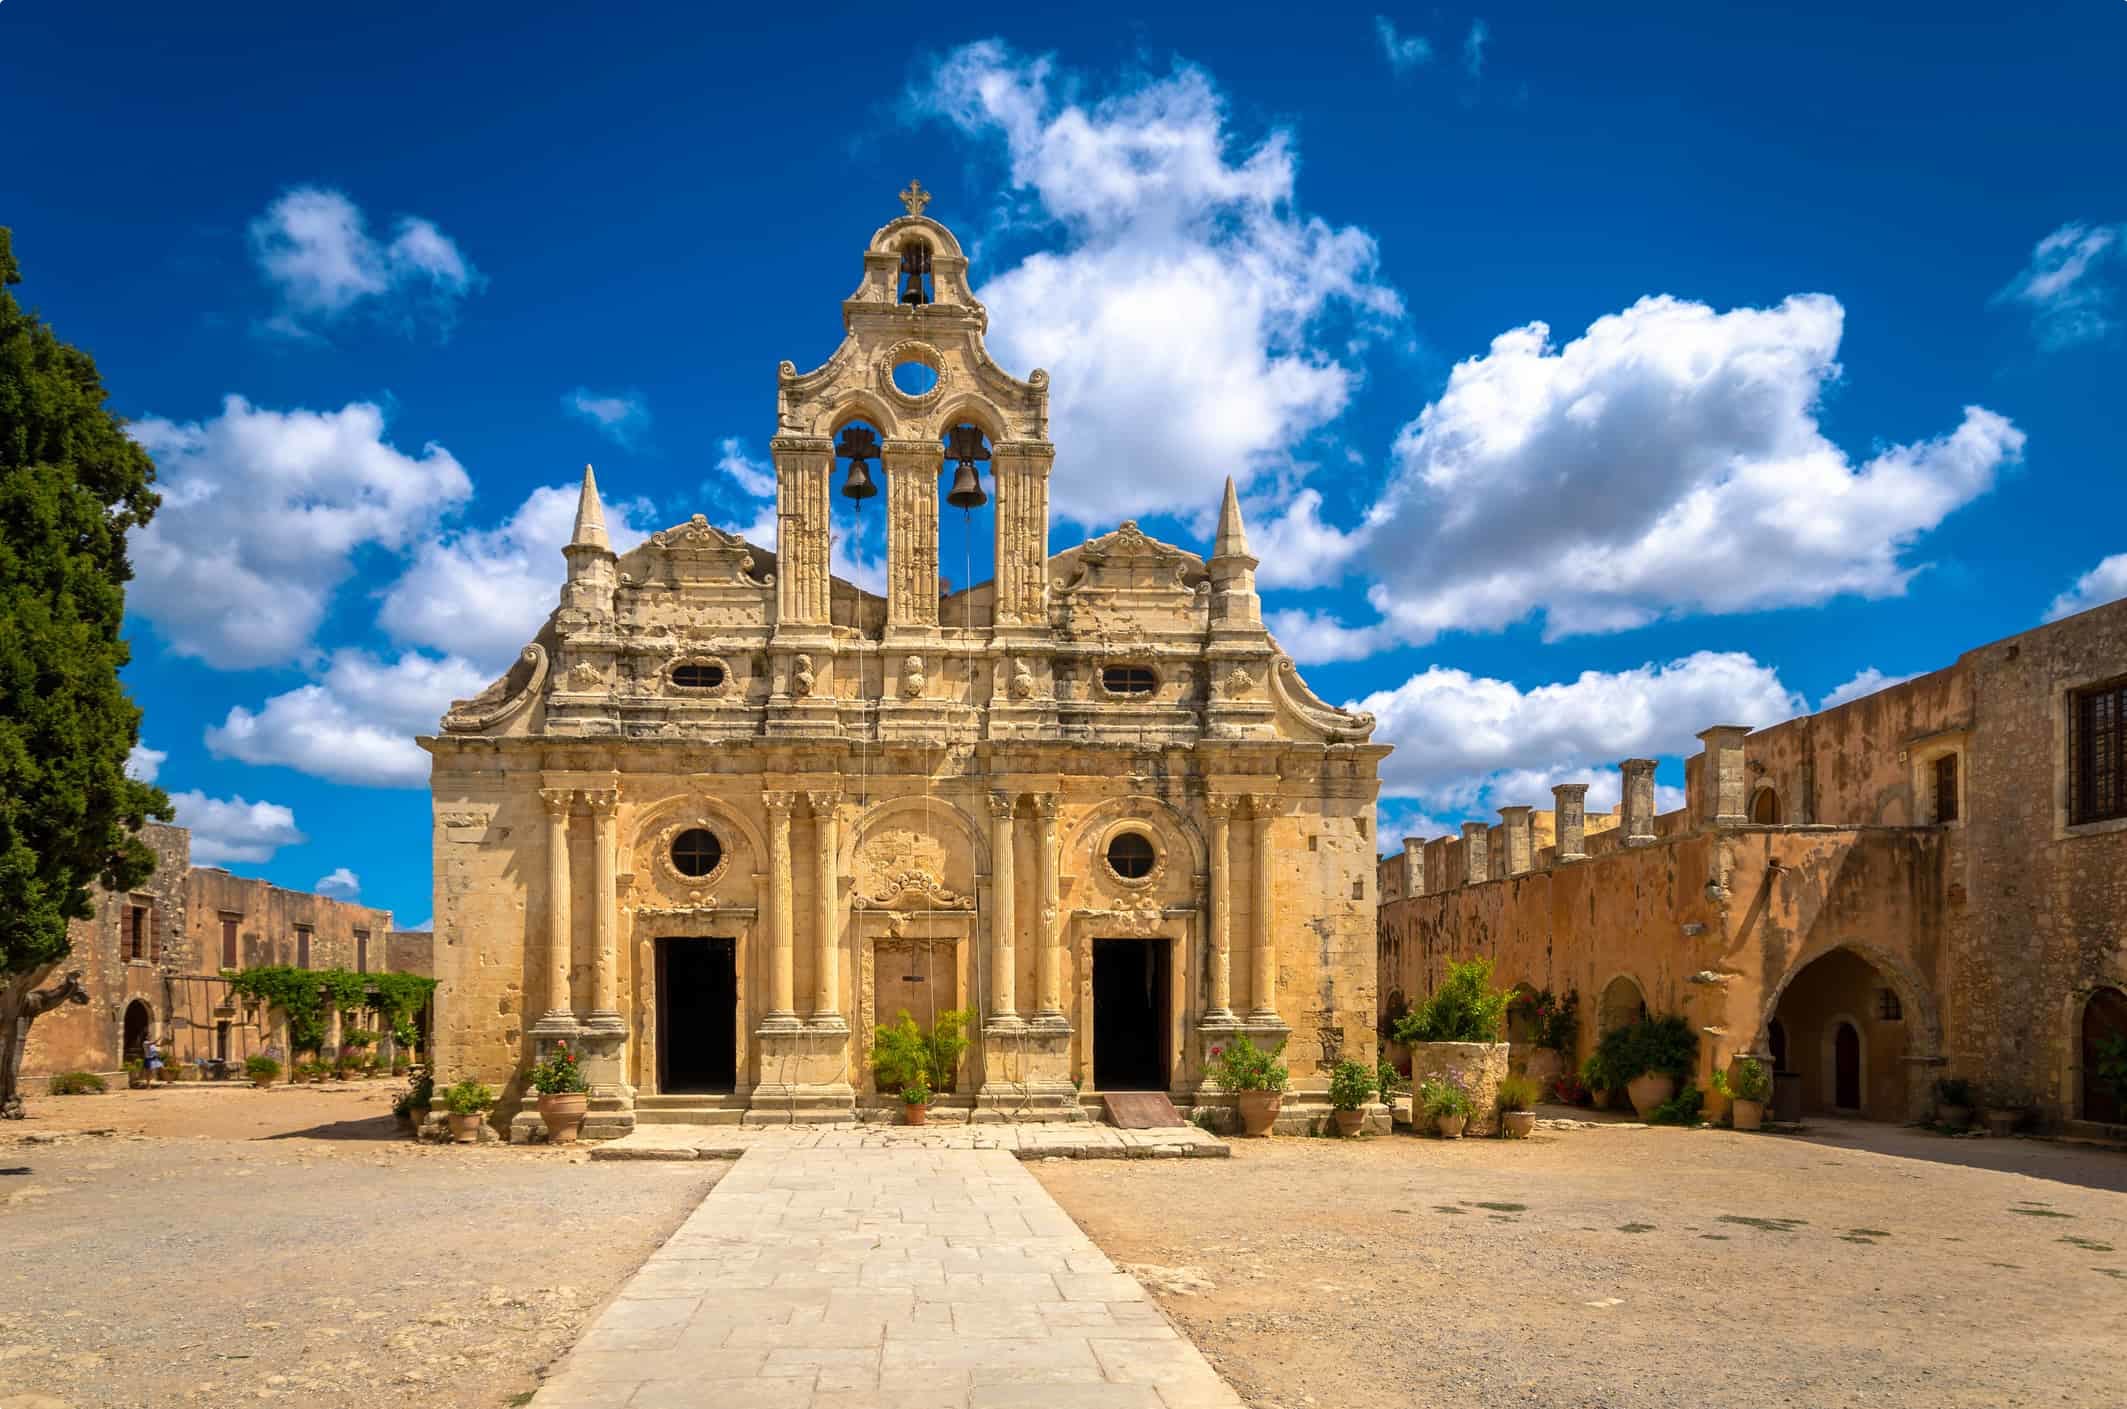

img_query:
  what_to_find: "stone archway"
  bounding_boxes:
[1763,945,1935,1121]
[122,1000,152,1064]
[2079,987,2127,1124]
[1597,974,1647,1035]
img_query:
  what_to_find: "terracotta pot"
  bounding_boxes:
[1236,1091,1282,1137]
[538,1092,589,1144]
[1627,1073,1677,1119]
[251,1076,277,1090]
[904,1102,928,1127]
[1936,1103,1972,1131]
[1591,1087,1614,1110]
[1730,1098,1764,1131]
[1984,1107,2020,1138]
[333,1069,351,1082]
[1333,1108,1365,1137]
[1501,1109,1536,1139]
[447,1112,483,1144]
[1436,1112,1468,1139]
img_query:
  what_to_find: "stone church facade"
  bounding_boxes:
[421,189,1387,1136]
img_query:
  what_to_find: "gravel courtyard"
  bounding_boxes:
[1,1084,721,1409]
[1034,1115,2127,1409]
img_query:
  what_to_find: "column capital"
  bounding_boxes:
[985,790,1019,821]
[1551,782,1590,803]
[1031,792,1061,820]
[1245,793,1281,820]
[582,787,618,814]
[805,789,842,816]
[764,791,796,818]
[539,787,574,817]
[1204,794,1239,820]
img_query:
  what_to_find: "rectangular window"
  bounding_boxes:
[355,930,369,974]
[1934,754,1959,824]
[128,904,147,960]
[221,915,240,969]
[296,927,312,970]
[2073,678,2127,825]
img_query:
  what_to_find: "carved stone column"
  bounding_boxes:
[1204,796,1237,1022]
[761,792,799,1031]
[882,439,942,630]
[991,440,1054,627]
[583,789,622,1032]
[1553,783,1590,861]
[808,791,844,1029]
[1621,758,1658,844]
[1033,794,1064,1024]
[986,791,1023,1029]
[531,788,577,1038]
[770,435,833,626]
[1248,795,1278,1021]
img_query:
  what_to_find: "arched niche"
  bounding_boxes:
[1597,973,1648,1035]
[1758,941,1941,1121]
[624,792,768,902]
[1062,795,1208,899]
[931,392,1011,448]
[1750,785,1782,824]
[842,794,987,899]
[825,393,903,444]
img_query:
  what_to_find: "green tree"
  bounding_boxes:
[0,228,171,1118]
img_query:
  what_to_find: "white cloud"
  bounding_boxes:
[171,789,306,865]
[315,867,361,898]
[1995,221,2123,349]
[402,917,434,933]
[128,397,471,669]
[916,42,1399,527]
[2046,552,2127,622]
[125,744,166,785]
[377,481,653,668]
[564,389,652,448]
[1375,17,1433,74]
[1462,19,1489,78]
[1249,487,1365,590]
[1286,293,2022,658]
[715,437,779,498]
[1352,651,1804,825]
[1818,667,1921,711]
[732,493,886,596]
[250,187,478,338]
[206,650,488,788]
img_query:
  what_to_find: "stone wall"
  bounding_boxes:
[1408,1041,1507,1136]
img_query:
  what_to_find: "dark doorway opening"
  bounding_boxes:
[1093,938,1168,1092]
[122,1000,151,1063]
[1834,1022,1862,1109]
[658,937,736,1093]
[2082,987,2127,1124]
[1768,1018,1789,1072]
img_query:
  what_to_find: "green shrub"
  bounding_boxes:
[900,1077,932,1106]
[1495,1074,1541,1112]
[528,1041,588,1095]
[1596,1014,1697,1083]
[440,1080,494,1115]
[393,1069,435,1120]
[869,1008,976,1094]
[49,1071,106,1095]
[1579,1051,1612,1091]
[1392,958,1509,1044]
[1647,1086,1705,1126]
[1510,987,1579,1052]
[1934,1075,1975,1106]
[1418,1076,1474,1120]
[243,1055,282,1080]
[1328,1059,1376,1111]
[1209,1035,1289,1093]
[1375,1061,1405,1102]
[1712,1057,1770,1104]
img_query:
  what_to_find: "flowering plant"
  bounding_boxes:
[1208,1036,1289,1093]
[1510,987,1579,1053]
[529,1041,589,1095]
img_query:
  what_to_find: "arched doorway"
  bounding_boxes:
[2081,987,2127,1124]
[1767,947,1920,1120]
[1598,975,1647,1035]
[121,1000,152,1063]
[1751,787,1781,824]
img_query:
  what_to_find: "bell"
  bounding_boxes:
[835,425,880,503]
[899,242,931,306]
[946,460,987,511]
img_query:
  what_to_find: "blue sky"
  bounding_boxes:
[5,2,2123,927]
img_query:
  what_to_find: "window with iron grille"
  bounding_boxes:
[2072,678,2127,825]
[1933,753,1959,824]
[356,930,370,974]
[221,915,240,968]
[296,926,313,970]
[1102,665,1157,695]
[1877,987,1903,1021]
[129,904,148,960]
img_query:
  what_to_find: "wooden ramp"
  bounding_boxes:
[1102,1092,1185,1129]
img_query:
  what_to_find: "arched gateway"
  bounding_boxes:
[419,185,1389,1138]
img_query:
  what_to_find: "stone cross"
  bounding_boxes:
[899,179,931,216]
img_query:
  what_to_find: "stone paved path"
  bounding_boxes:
[530,1145,1242,1408]
[591,1122,1229,1162]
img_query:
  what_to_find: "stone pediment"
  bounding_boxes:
[1053,522,1208,598]
[622,515,773,589]
[441,644,547,734]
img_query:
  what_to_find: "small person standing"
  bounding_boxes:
[143,1035,164,1082]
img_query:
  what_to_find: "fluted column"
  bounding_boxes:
[1248,795,1278,1020]
[987,792,1023,1027]
[1204,796,1236,1021]
[1033,794,1064,1023]
[762,792,799,1030]
[533,788,576,1034]
[584,788,622,1031]
[808,790,843,1027]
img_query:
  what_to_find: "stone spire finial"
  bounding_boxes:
[1213,476,1249,560]
[570,464,610,551]
[899,179,931,217]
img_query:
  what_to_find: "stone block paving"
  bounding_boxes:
[532,1145,1241,1408]
[590,1122,1229,1162]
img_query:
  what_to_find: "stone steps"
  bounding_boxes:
[634,1092,747,1126]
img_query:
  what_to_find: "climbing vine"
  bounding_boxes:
[223,966,437,1054]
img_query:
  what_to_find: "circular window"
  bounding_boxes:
[671,828,723,878]
[1105,831,1156,881]
[891,360,938,396]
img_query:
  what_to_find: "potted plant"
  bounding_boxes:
[440,1079,494,1143]
[901,1076,932,1126]
[1982,1089,2025,1138]
[527,1041,590,1144]
[1496,1074,1540,1138]
[1599,1014,1697,1119]
[1712,1057,1772,1130]
[1419,1076,1474,1137]
[333,1050,361,1082]
[1580,1052,1614,1109]
[1210,1036,1290,1136]
[244,1055,282,1089]
[1328,1059,1377,1136]
[393,1070,434,1132]
[1934,1076,1974,1131]
[123,1058,147,1090]
[870,1007,975,1112]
